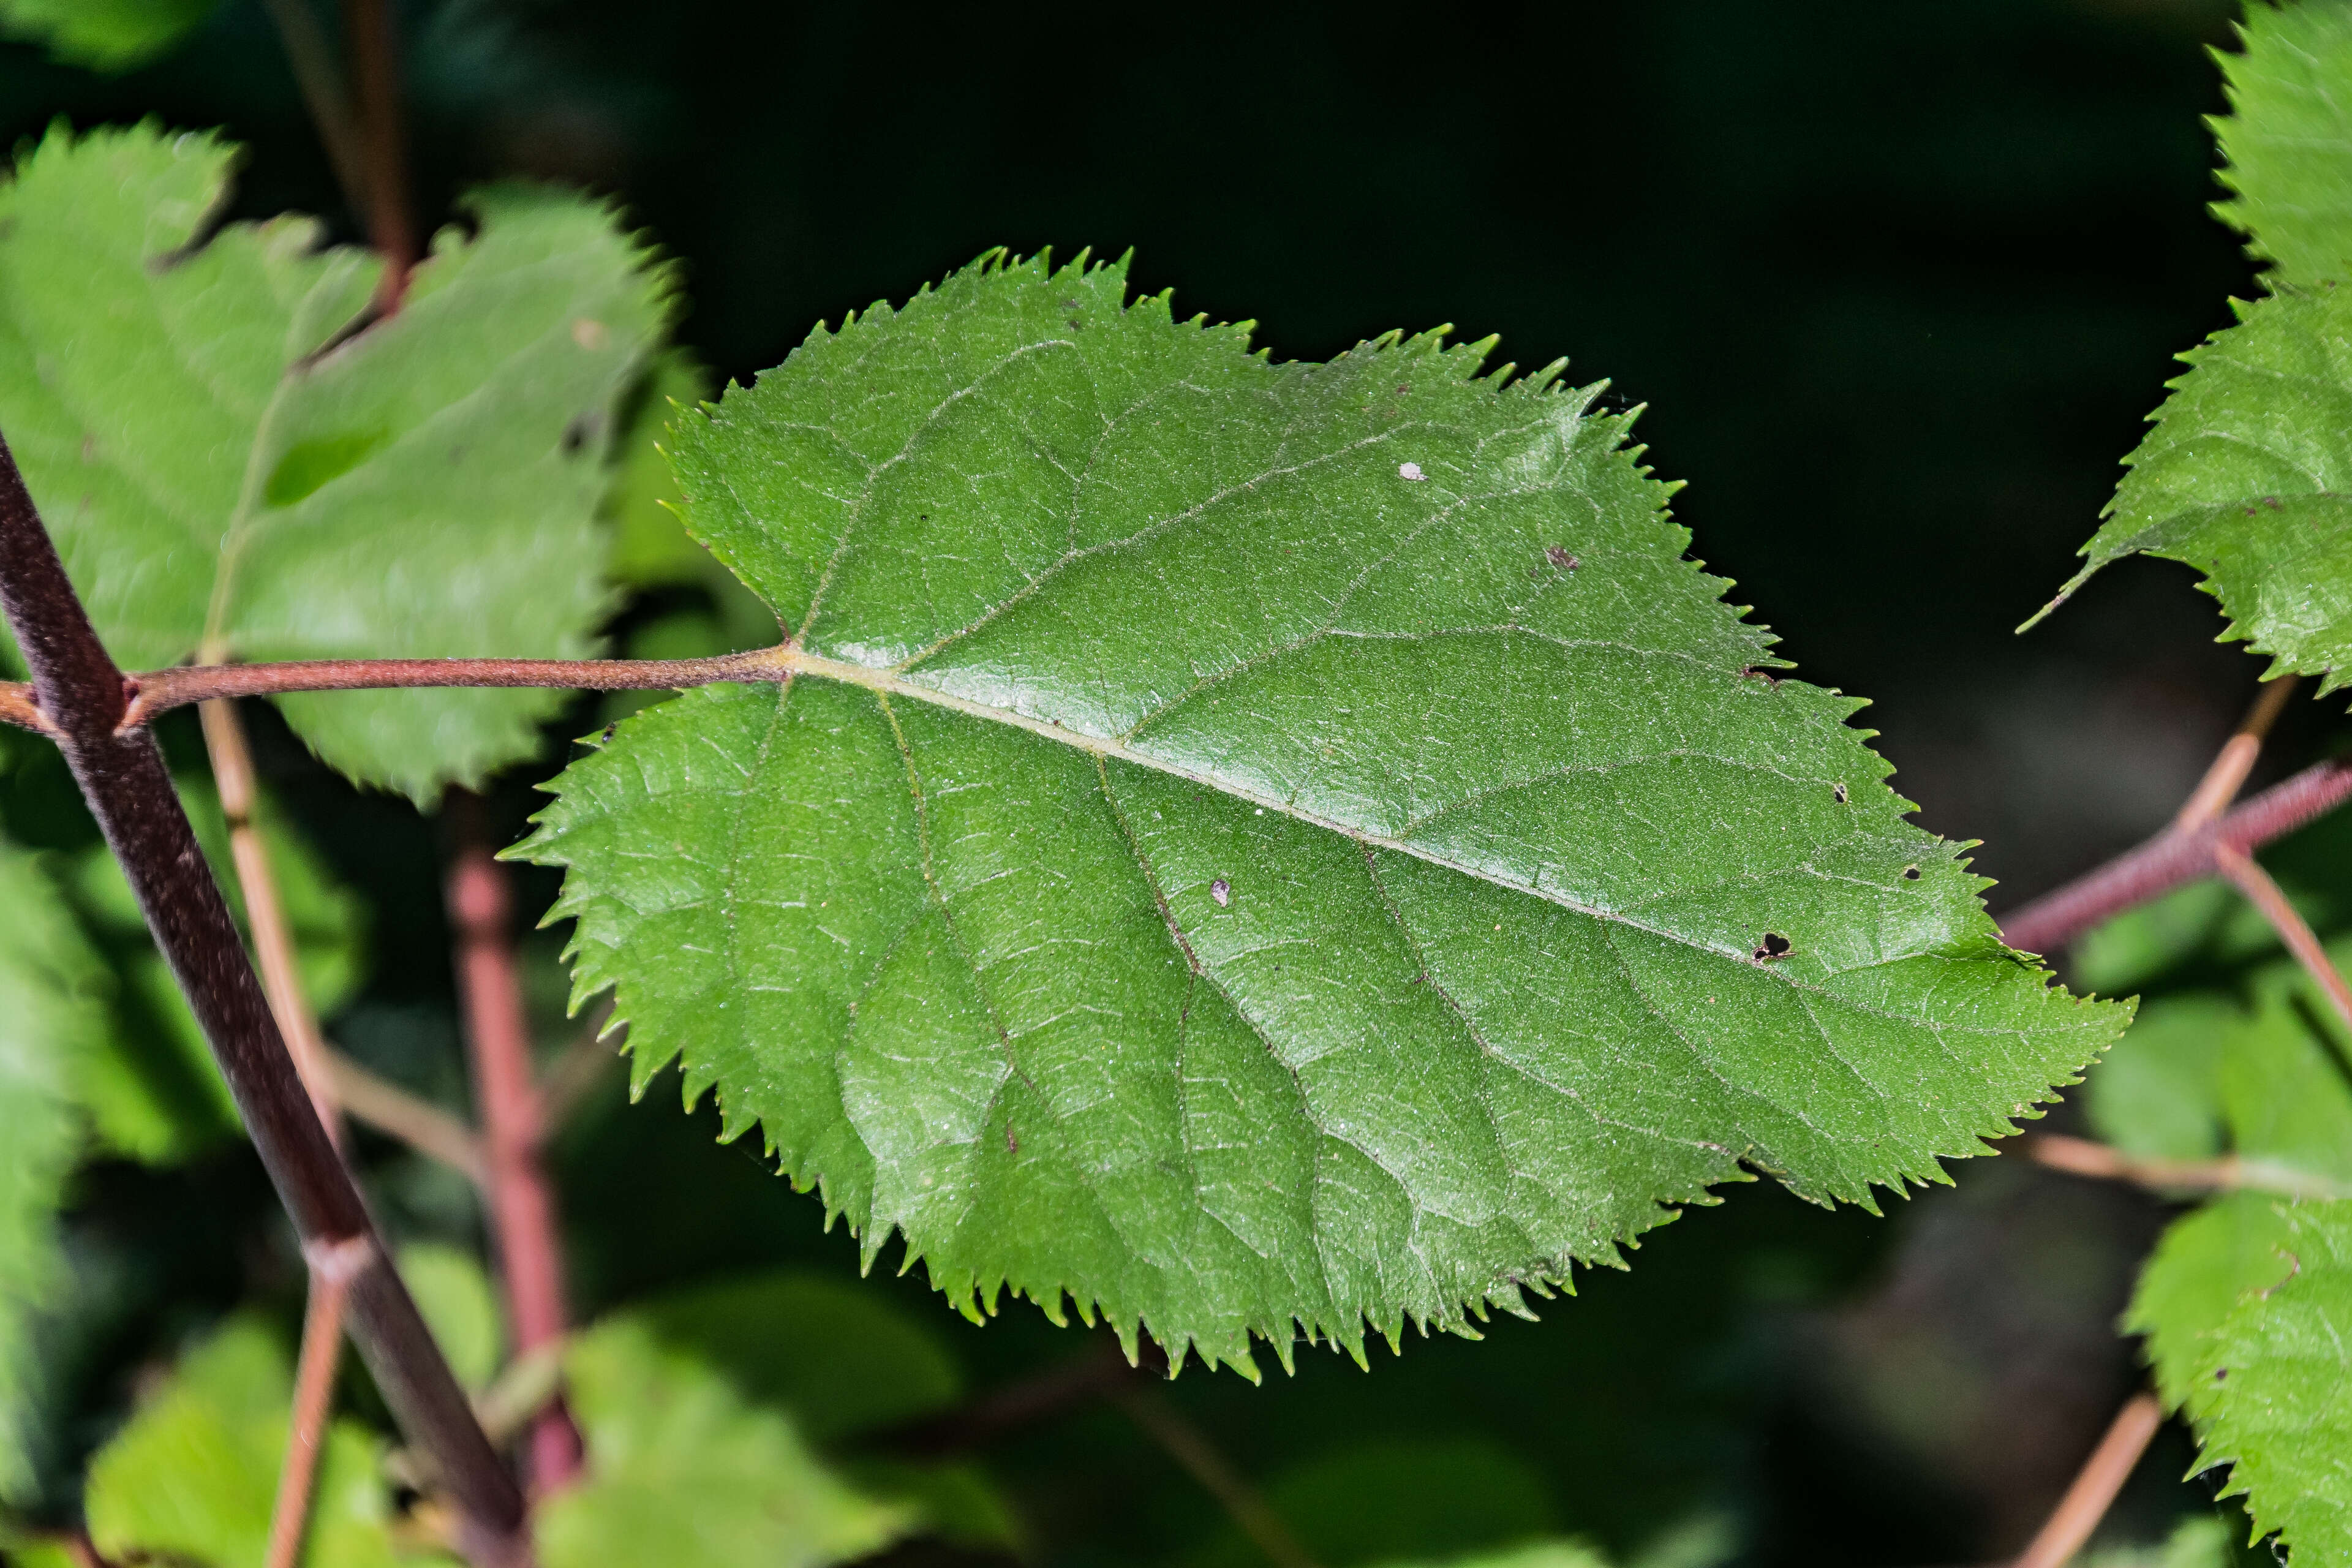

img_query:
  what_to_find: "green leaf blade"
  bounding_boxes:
[2214,0,2352,287]
[525,253,2123,1373]
[0,125,674,799]
[0,0,219,70]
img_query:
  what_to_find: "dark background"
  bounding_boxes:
[1,2,2326,1564]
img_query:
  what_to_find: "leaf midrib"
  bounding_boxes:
[770,644,1939,997]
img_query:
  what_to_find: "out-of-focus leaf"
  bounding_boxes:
[0,0,217,70]
[2081,1517,2234,1568]
[629,1269,958,1442]
[0,839,106,1502]
[536,1314,916,1568]
[605,349,715,589]
[1368,1540,1610,1568]
[398,1243,503,1392]
[0,123,674,799]
[83,1316,435,1568]
[1185,1436,1555,1568]
[2213,0,2352,286]
[66,773,363,1165]
[525,251,2124,1374]
[2085,994,2236,1161]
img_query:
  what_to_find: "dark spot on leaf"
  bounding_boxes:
[1006,1125,1019,1155]
[1740,667,1780,686]
[1753,932,1793,962]
[2263,495,2282,508]
[1902,865,1921,880]
[1833,782,1849,804]
[1211,878,1231,907]
[600,723,616,744]
[1545,546,1578,570]
[561,412,599,454]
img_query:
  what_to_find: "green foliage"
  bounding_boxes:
[398,1243,504,1392]
[0,123,674,799]
[537,1312,918,1568]
[2120,935,2352,1556]
[0,0,217,71]
[0,840,105,1502]
[2037,287,2352,687]
[2083,994,2234,1161]
[2183,1202,2352,1558]
[83,1316,444,1568]
[2214,0,2352,286]
[523,251,2123,1374]
[1373,1545,1610,1568]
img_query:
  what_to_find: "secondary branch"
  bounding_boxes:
[1997,756,2352,956]
[0,432,531,1567]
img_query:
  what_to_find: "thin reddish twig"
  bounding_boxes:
[1118,1391,1321,1568]
[2008,1392,2162,1568]
[115,647,790,730]
[0,680,51,735]
[266,1270,352,1568]
[258,0,368,217]
[1997,756,2352,956]
[448,799,583,1494]
[325,1047,490,1185]
[2215,842,2352,1035]
[2026,1133,2348,1199]
[2174,676,2300,831]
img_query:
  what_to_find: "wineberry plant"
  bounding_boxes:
[0,2,2346,1566]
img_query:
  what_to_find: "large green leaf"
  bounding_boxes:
[0,0,217,70]
[0,123,673,799]
[522,253,2122,1374]
[2213,0,2352,287]
[83,1316,440,1568]
[0,838,105,1502]
[537,1313,917,1568]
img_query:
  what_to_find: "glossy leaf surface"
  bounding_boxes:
[0,123,671,798]
[524,253,2120,1373]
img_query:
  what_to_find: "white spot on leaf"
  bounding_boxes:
[1398,461,1426,481]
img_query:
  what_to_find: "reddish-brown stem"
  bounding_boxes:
[1997,756,2352,956]
[341,0,417,306]
[0,432,530,1565]
[266,1273,351,1568]
[103,647,790,730]
[2215,842,2352,1034]
[448,798,583,1494]
[204,697,355,1567]
[2027,1133,2349,1200]
[2009,1392,2162,1568]
[2174,677,2300,831]
[1118,1391,1321,1568]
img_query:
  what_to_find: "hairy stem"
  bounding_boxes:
[102,647,792,729]
[1996,756,2352,956]
[258,0,368,218]
[0,433,530,1566]
[2215,842,2352,1033]
[447,798,583,1494]
[203,697,352,1568]
[2009,1392,2162,1568]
